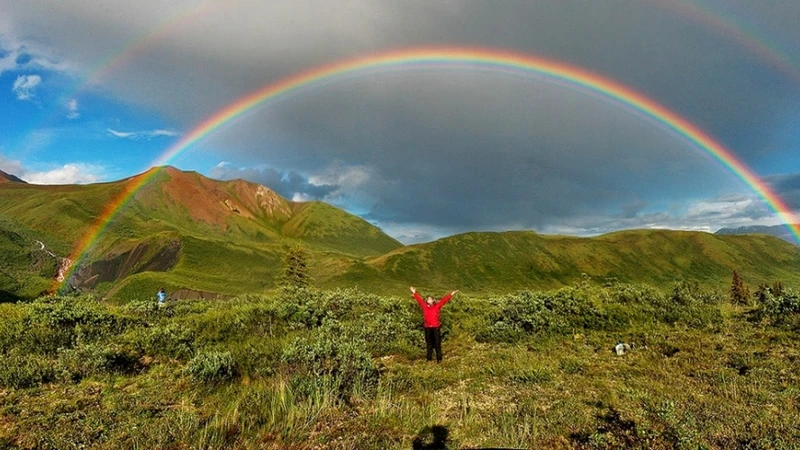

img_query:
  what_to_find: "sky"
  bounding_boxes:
[1,0,800,244]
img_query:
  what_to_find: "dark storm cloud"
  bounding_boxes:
[208,71,734,230]
[766,173,800,210]
[209,163,338,201]
[4,0,800,239]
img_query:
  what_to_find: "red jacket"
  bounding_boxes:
[414,292,452,328]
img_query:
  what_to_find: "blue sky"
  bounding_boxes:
[2,0,800,243]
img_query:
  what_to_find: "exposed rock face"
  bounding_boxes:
[70,240,181,289]
[255,185,292,218]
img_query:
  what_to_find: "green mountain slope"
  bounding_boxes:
[3,166,800,299]
[0,167,402,299]
[0,217,60,301]
[361,230,800,293]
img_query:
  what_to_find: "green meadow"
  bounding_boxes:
[3,170,800,448]
[1,279,799,449]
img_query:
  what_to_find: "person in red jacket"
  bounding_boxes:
[410,286,459,363]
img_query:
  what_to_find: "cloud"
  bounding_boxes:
[0,154,25,176]
[0,24,73,75]
[65,98,79,119]
[0,154,106,185]
[766,173,800,211]
[106,128,179,140]
[12,74,42,100]
[3,1,800,240]
[209,162,338,202]
[22,163,105,185]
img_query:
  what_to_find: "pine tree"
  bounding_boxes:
[279,245,312,288]
[730,270,750,306]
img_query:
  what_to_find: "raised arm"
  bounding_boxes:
[410,286,425,307]
[438,290,458,307]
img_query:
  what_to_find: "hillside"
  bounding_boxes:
[0,166,402,299]
[358,229,800,293]
[3,166,800,299]
[0,217,59,301]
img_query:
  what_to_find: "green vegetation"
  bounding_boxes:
[4,167,800,447]
[4,168,800,302]
[0,217,60,301]
[1,280,799,448]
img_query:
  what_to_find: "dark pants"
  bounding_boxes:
[424,327,442,362]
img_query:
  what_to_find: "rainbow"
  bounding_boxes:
[56,46,800,290]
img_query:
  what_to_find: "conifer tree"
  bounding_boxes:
[279,245,312,288]
[730,270,750,305]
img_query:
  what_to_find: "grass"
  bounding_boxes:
[1,282,799,448]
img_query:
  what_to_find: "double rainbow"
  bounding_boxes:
[57,47,800,289]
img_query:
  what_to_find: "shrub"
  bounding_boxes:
[277,286,347,329]
[57,342,143,382]
[0,352,56,388]
[122,298,162,318]
[477,288,607,342]
[186,349,236,382]
[753,287,800,325]
[124,322,196,360]
[282,322,378,399]
[20,295,126,353]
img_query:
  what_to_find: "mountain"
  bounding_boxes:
[3,166,800,300]
[715,224,799,246]
[0,166,402,299]
[0,169,26,184]
[345,229,800,293]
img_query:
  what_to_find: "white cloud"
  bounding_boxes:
[309,164,373,190]
[0,154,25,175]
[292,192,314,202]
[0,153,106,184]
[23,163,105,185]
[12,74,42,100]
[66,98,79,119]
[107,128,180,140]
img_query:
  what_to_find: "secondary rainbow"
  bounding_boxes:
[57,47,800,289]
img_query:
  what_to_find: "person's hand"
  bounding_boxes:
[410,286,416,294]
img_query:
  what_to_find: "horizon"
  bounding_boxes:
[2,1,800,244]
[4,163,797,246]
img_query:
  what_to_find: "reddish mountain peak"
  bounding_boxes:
[134,166,294,226]
[0,169,26,183]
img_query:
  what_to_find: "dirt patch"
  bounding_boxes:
[71,240,181,288]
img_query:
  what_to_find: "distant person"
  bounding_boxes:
[157,288,166,306]
[410,286,458,363]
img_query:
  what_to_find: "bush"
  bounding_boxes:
[20,295,127,354]
[122,298,163,318]
[124,322,196,360]
[186,349,236,382]
[277,286,350,329]
[0,352,56,388]
[477,288,607,343]
[282,322,378,399]
[753,287,800,325]
[57,342,142,382]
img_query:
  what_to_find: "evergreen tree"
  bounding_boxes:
[279,245,312,288]
[730,270,750,306]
